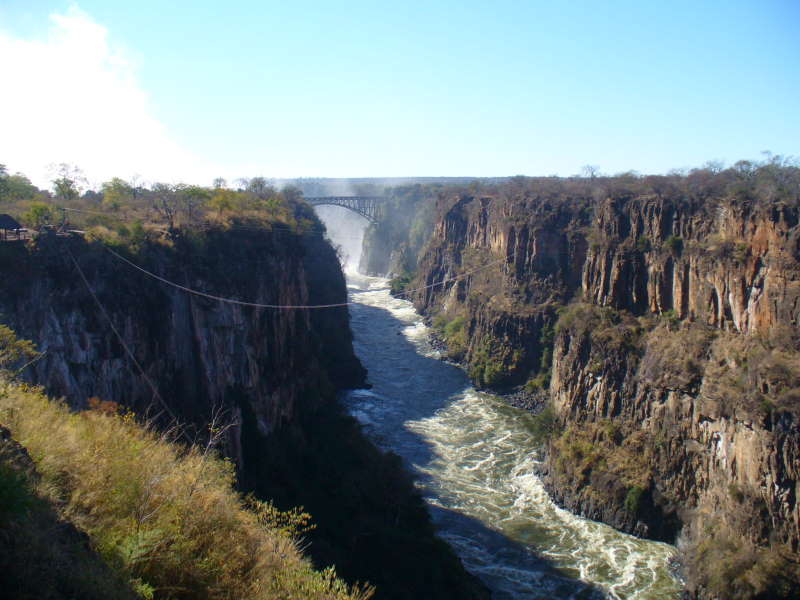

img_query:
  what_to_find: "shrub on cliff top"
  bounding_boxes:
[701,326,800,417]
[556,303,645,355]
[0,380,373,600]
[687,522,800,599]
[638,323,716,392]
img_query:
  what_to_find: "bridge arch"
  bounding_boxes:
[305,196,385,224]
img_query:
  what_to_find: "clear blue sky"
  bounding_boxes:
[1,0,798,183]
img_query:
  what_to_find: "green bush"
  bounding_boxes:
[468,339,507,388]
[524,371,550,392]
[443,316,466,339]
[624,485,645,514]
[529,405,560,445]
[0,462,33,523]
[432,313,469,359]
[664,235,683,254]
[389,273,412,295]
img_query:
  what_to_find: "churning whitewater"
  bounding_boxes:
[342,272,682,600]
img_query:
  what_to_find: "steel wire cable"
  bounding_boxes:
[101,243,515,309]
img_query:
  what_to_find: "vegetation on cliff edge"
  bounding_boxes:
[0,332,373,600]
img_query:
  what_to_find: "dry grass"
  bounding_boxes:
[638,323,716,391]
[687,520,800,599]
[0,380,373,600]
[556,303,646,355]
[701,326,800,417]
[551,421,654,491]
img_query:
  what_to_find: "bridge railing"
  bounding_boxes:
[304,196,388,224]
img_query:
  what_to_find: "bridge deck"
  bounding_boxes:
[305,196,387,224]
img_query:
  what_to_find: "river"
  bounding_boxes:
[340,271,683,600]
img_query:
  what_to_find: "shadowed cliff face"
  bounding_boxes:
[0,229,363,462]
[358,189,436,277]
[0,227,487,600]
[397,174,800,598]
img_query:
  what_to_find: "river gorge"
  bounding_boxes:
[311,204,681,599]
[2,166,798,599]
[341,270,680,599]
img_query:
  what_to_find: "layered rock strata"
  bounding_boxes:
[401,175,800,598]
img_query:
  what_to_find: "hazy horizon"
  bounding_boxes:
[1,1,797,189]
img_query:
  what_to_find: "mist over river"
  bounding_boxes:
[319,210,683,599]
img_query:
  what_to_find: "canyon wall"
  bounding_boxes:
[358,187,436,277]
[403,170,800,598]
[0,218,487,600]
[1,228,362,451]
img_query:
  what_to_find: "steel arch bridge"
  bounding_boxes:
[305,196,386,224]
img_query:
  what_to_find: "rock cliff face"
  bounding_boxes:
[0,228,362,458]
[403,170,800,598]
[358,188,436,277]
[581,197,800,332]
[408,193,590,388]
[0,223,487,600]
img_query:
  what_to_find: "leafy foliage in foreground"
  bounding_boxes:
[0,379,373,600]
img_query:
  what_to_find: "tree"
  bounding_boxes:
[0,172,37,202]
[703,160,725,174]
[0,164,7,199]
[246,176,273,199]
[212,177,227,190]
[129,174,145,204]
[281,185,302,203]
[176,184,211,222]
[207,189,236,218]
[101,177,134,210]
[50,163,86,203]
[581,165,601,179]
[150,183,179,229]
[22,202,54,228]
[0,325,39,375]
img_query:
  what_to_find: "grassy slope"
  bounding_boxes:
[0,379,372,600]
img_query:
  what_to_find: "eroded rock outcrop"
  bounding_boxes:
[403,169,800,598]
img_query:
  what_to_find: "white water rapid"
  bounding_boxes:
[314,207,682,599]
[341,272,682,600]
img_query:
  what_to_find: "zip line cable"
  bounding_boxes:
[57,205,518,307]
[62,206,120,216]
[66,246,191,442]
[101,244,354,309]
[394,252,516,298]
[100,242,516,309]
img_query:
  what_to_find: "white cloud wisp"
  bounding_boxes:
[0,6,211,189]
